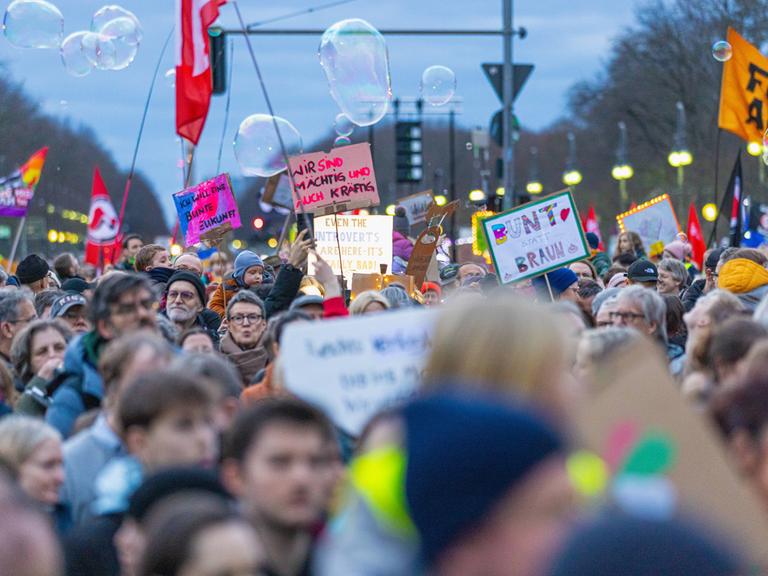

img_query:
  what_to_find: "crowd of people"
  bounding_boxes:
[0,223,763,576]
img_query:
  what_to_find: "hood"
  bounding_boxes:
[61,334,104,398]
[718,258,768,294]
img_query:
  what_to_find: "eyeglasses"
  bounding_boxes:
[8,314,37,325]
[229,313,263,325]
[608,311,645,322]
[168,290,197,303]
[112,298,158,316]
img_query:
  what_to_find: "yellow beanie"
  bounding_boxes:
[718,258,768,294]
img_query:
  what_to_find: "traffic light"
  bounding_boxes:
[395,121,423,183]
[209,27,226,95]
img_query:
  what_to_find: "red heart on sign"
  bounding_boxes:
[560,208,571,221]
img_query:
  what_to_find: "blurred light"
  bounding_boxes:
[611,164,634,180]
[526,181,543,195]
[747,141,763,156]
[668,150,693,167]
[496,187,505,197]
[385,204,396,216]
[252,217,265,230]
[267,237,278,249]
[79,215,88,224]
[57,231,65,243]
[434,195,447,206]
[563,170,582,186]
[468,189,486,203]
[357,209,370,216]
[46,204,55,214]
[231,239,243,250]
[744,230,753,240]
[702,203,718,222]
[47,229,58,243]
[170,244,183,257]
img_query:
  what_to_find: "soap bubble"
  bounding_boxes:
[334,113,354,137]
[99,17,138,69]
[234,114,303,178]
[60,31,93,77]
[319,18,391,127]
[712,40,732,62]
[3,0,63,49]
[334,136,352,147]
[91,4,142,45]
[420,65,456,106]
[165,68,176,88]
[81,31,117,70]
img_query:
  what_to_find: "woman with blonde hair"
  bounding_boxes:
[349,290,391,315]
[423,295,570,413]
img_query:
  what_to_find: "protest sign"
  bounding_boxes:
[288,143,380,215]
[472,210,494,261]
[261,173,293,210]
[311,214,392,286]
[173,173,241,247]
[426,199,459,228]
[482,190,589,284]
[616,194,681,258]
[575,339,768,568]
[0,147,48,218]
[398,189,434,226]
[281,308,437,435]
[406,226,442,287]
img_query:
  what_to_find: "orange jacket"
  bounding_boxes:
[207,277,241,318]
[241,364,277,405]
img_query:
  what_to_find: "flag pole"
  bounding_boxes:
[7,215,26,270]
[709,128,722,247]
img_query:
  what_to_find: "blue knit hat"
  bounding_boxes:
[532,267,578,298]
[403,391,564,566]
[233,251,264,287]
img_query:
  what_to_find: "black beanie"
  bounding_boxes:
[166,270,206,305]
[393,206,410,236]
[16,254,49,285]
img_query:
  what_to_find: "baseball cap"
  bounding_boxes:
[627,259,658,283]
[50,293,88,318]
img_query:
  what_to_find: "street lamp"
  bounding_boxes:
[526,147,543,195]
[562,132,582,187]
[702,203,718,222]
[668,101,693,206]
[611,121,633,209]
[468,189,486,203]
[746,141,766,184]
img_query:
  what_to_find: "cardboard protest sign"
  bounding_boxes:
[406,226,441,288]
[575,339,768,568]
[482,190,589,284]
[398,190,434,226]
[425,199,459,228]
[281,308,438,435]
[173,173,241,247]
[616,194,681,258]
[288,143,380,215]
[261,173,293,210]
[311,214,393,286]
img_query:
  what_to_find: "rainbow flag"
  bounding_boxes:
[0,147,48,217]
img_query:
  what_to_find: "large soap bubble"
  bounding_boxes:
[165,68,176,88]
[334,113,354,137]
[334,135,352,147]
[712,40,732,62]
[3,0,63,49]
[234,114,303,178]
[81,31,117,70]
[99,17,138,69]
[91,5,142,45]
[60,31,93,76]
[420,65,456,106]
[319,18,391,127]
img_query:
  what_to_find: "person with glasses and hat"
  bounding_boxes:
[163,271,221,346]
[46,273,158,438]
[219,291,269,386]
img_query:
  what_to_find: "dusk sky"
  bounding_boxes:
[0,0,638,223]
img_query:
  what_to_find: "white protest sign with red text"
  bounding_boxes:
[288,143,380,215]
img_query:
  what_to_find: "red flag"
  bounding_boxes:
[85,168,120,267]
[687,202,705,269]
[584,205,604,250]
[176,0,227,145]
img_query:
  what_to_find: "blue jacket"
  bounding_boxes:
[46,334,104,438]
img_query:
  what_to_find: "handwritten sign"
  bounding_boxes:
[173,173,241,247]
[616,194,681,259]
[311,214,392,286]
[288,143,380,215]
[281,308,437,435]
[398,190,434,226]
[482,190,589,284]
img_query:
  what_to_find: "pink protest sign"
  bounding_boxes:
[288,142,380,215]
[173,173,242,247]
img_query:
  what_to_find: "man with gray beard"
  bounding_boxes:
[163,271,221,345]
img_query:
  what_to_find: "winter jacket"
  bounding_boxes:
[15,375,55,417]
[681,278,706,312]
[207,264,303,319]
[392,232,414,274]
[241,363,277,405]
[219,333,269,386]
[590,251,612,277]
[46,333,105,438]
